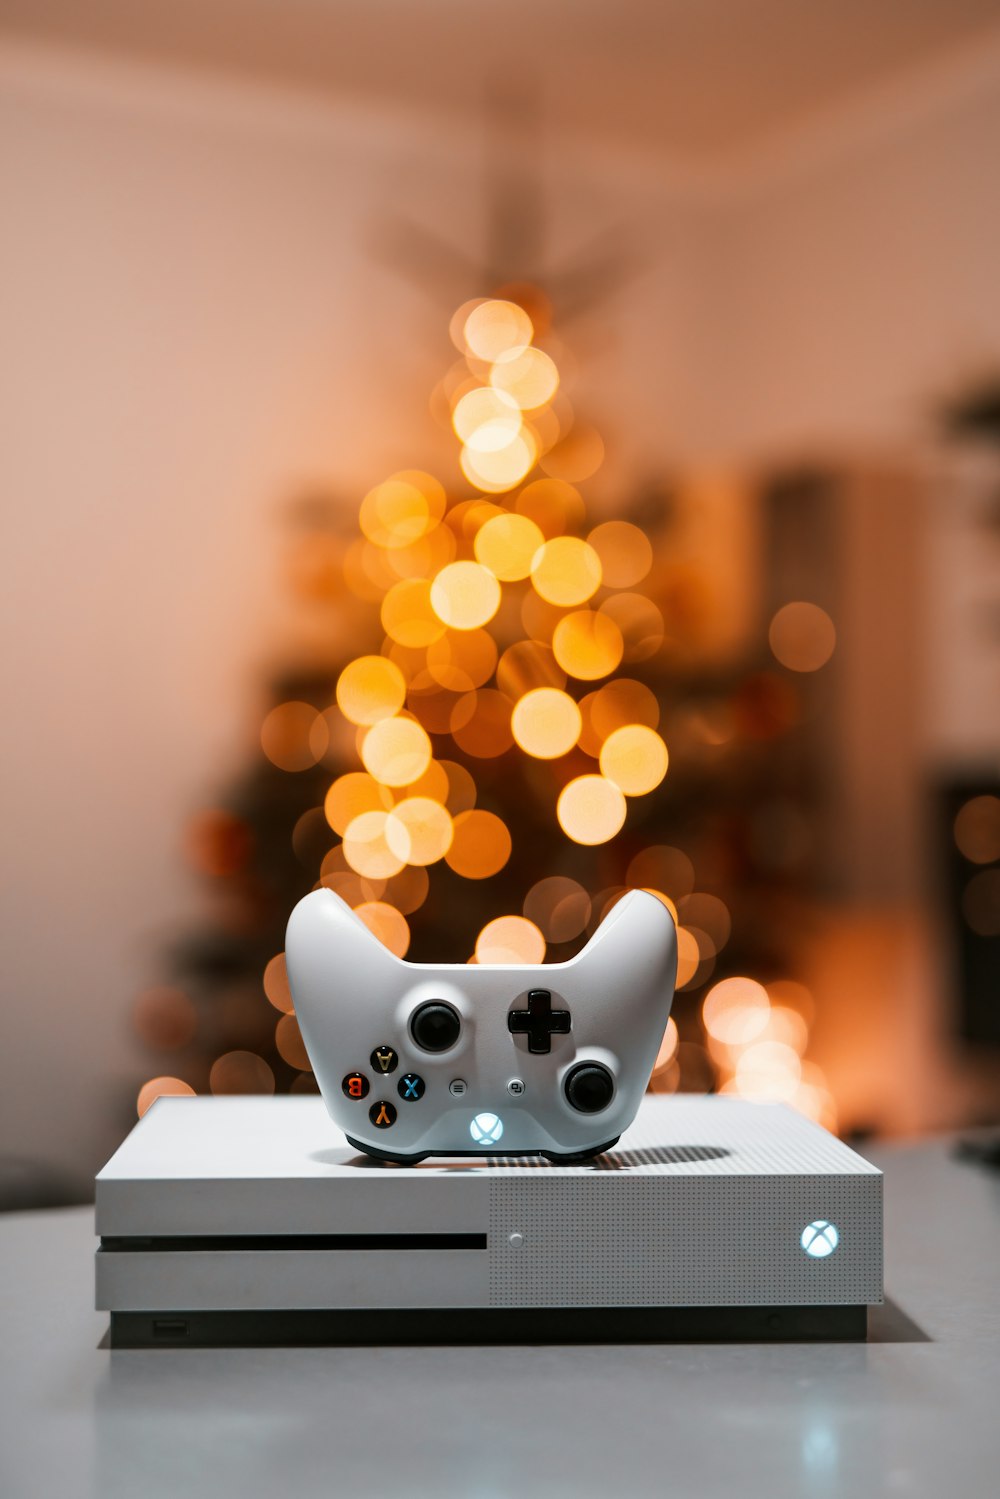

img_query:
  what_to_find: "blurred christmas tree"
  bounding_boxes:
[131,282,837,1131]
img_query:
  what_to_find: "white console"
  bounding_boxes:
[95,1094,883,1346]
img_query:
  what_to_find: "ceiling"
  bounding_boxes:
[3,0,1000,159]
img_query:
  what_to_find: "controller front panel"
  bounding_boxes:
[286,888,678,1163]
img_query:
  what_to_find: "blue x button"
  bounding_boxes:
[397,1073,425,1102]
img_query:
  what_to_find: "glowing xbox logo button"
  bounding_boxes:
[469,1112,504,1146]
[801,1220,840,1258]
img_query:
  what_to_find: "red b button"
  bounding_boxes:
[342,1073,369,1101]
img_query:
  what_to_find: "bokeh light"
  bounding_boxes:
[460,431,537,493]
[397,757,450,805]
[531,537,602,606]
[523,876,591,943]
[261,701,322,772]
[735,1040,802,1103]
[342,809,406,879]
[359,471,445,549]
[516,478,586,538]
[452,386,522,451]
[769,602,836,673]
[275,1013,312,1071]
[426,629,498,690]
[511,688,582,759]
[962,869,1000,936]
[137,1076,196,1118]
[474,513,545,580]
[446,809,512,879]
[702,978,771,1045]
[476,915,546,965]
[430,561,502,630]
[384,796,454,866]
[765,1005,810,1054]
[520,590,569,645]
[578,678,660,756]
[587,521,653,588]
[599,724,669,795]
[382,578,446,647]
[643,889,679,922]
[463,299,533,361]
[497,639,566,697]
[324,771,393,834]
[954,795,1000,864]
[599,593,665,662]
[381,863,430,916]
[262,953,294,1014]
[440,758,478,814]
[490,345,559,409]
[556,775,627,844]
[652,1016,680,1072]
[319,849,387,905]
[449,297,486,351]
[209,1051,276,1095]
[385,521,457,581]
[677,893,731,951]
[552,609,624,679]
[407,675,475,736]
[353,901,411,957]
[336,656,407,726]
[360,716,432,786]
[450,689,514,758]
[674,928,702,988]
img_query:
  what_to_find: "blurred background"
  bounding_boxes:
[2,0,999,1207]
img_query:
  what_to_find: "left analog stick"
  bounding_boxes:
[410,1001,461,1053]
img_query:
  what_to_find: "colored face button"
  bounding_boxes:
[507,989,571,1054]
[342,1073,370,1101]
[397,1073,425,1101]
[369,1100,397,1128]
[370,1045,399,1075]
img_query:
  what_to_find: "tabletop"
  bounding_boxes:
[1,1132,998,1499]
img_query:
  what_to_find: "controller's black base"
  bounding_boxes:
[345,1135,621,1166]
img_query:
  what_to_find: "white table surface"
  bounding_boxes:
[1,1132,997,1499]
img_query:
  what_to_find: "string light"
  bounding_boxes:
[220,286,836,1134]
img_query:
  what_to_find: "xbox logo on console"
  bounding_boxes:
[801,1220,839,1258]
[469,1112,504,1146]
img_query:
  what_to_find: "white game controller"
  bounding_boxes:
[285,887,677,1164]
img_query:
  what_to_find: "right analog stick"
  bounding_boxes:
[564,1062,615,1113]
[410,1001,461,1053]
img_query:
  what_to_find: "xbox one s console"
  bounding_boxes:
[95,1094,883,1347]
[284,886,678,1164]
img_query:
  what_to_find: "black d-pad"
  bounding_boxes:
[508,989,571,1054]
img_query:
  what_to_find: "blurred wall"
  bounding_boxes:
[705,45,1000,460]
[2,37,999,1185]
[0,42,707,1189]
